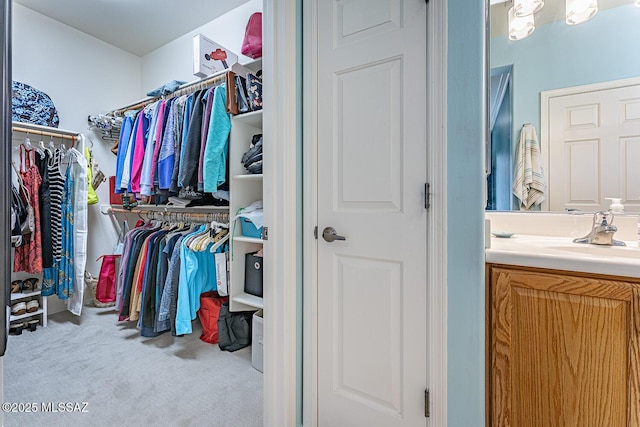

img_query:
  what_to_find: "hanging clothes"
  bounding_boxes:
[179,90,206,191]
[116,112,139,192]
[150,99,172,194]
[41,145,89,312]
[118,224,158,321]
[48,147,66,261]
[175,226,225,335]
[55,160,75,299]
[13,147,43,274]
[85,147,98,205]
[155,233,182,333]
[110,79,234,205]
[35,148,53,268]
[157,99,178,191]
[203,84,231,193]
[169,95,188,195]
[198,88,216,191]
[176,94,195,189]
[67,147,89,316]
[114,113,135,194]
[42,147,67,297]
[115,219,229,338]
[139,102,163,196]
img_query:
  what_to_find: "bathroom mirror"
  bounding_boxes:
[487,0,640,212]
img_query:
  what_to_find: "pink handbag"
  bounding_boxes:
[95,255,120,303]
[241,12,262,59]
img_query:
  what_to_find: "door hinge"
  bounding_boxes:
[425,389,430,418]
[314,226,318,239]
[425,183,431,210]
[261,226,269,241]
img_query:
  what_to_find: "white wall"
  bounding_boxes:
[12,4,142,313]
[141,0,262,92]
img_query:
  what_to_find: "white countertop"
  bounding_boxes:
[486,234,640,279]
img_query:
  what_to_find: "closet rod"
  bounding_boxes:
[12,121,81,141]
[109,72,227,117]
[106,206,229,224]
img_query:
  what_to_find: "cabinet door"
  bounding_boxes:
[488,266,640,427]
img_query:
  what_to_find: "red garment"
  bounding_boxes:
[14,149,43,274]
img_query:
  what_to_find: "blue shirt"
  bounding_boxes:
[203,85,231,193]
[114,115,134,193]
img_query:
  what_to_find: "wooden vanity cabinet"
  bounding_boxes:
[486,264,640,427]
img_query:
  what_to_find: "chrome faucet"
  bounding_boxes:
[573,211,626,246]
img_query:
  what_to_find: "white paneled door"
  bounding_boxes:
[545,80,640,212]
[315,0,428,425]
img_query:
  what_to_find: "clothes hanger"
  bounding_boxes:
[188,223,212,250]
[22,135,33,150]
[191,231,210,251]
[193,222,229,252]
[209,232,230,253]
[184,223,208,249]
[36,137,46,156]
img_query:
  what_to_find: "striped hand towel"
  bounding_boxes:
[512,124,546,210]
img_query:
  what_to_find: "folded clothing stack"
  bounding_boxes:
[241,134,263,174]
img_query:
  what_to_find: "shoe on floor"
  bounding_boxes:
[26,299,39,313]
[11,302,26,316]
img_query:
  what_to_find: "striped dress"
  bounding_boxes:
[48,147,65,261]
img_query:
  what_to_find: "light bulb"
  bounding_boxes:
[514,0,544,17]
[509,6,535,40]
[566,0,598,25]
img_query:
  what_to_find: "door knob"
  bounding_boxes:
[322,227,346,242]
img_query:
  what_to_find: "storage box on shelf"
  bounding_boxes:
[244,252,263,298]
[240,217,263,239]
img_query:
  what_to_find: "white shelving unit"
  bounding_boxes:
[10,289,48,328]
[9,123,75,332]
[229,105,264,312]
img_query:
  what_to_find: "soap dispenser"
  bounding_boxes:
[605,197,625,214]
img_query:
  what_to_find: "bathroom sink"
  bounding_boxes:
[552,244,640,260]
[486,234,640,278]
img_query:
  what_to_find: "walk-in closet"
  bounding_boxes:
[2,1,270,425]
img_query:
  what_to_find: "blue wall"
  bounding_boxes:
[491,5,640,144]
[447,0,486,425]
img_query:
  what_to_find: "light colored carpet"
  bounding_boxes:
[3,304,263,427]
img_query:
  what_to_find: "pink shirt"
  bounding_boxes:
[129,110,148,193]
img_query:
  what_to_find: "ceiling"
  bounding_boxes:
[490,0,630,37]
[14,0,249,57]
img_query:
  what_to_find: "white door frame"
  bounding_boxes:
[262,1,301,426]
[301,1,448,426]
[540,76,640,211]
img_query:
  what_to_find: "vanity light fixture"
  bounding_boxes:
[508,6,535,40]
[514,0,544,17]
[566,0,598,25]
